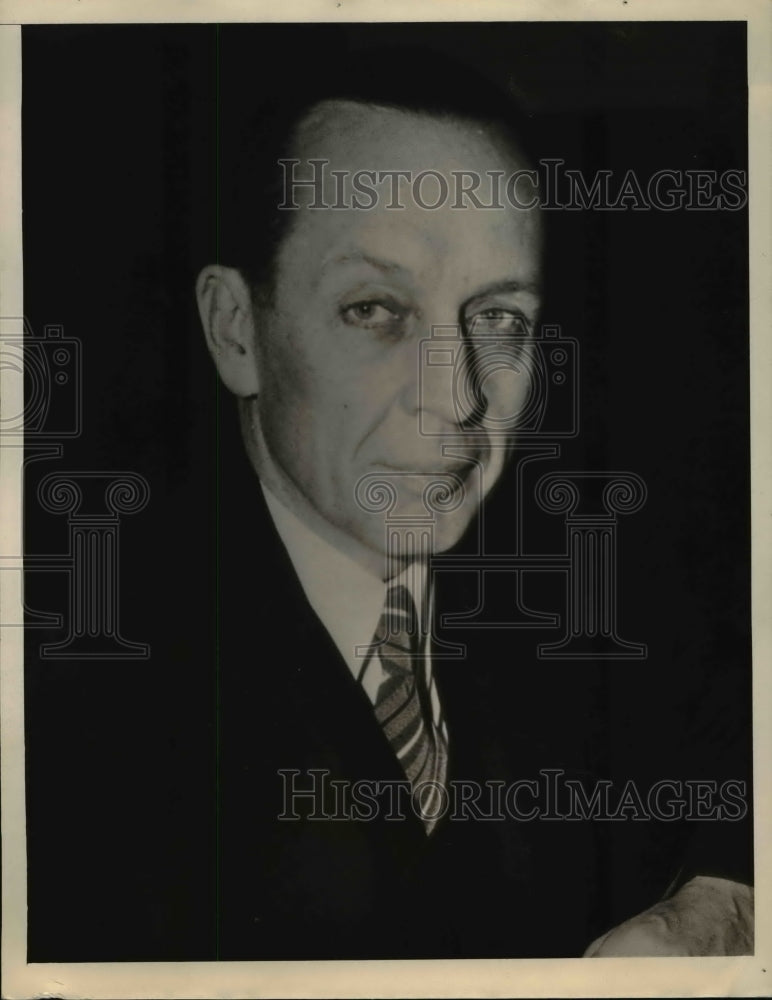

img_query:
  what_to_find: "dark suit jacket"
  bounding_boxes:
[24,432,752,962]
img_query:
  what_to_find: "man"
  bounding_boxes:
[192,49,752,958]
[20,38,752,964]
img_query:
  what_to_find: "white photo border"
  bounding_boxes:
[1,1,770,997]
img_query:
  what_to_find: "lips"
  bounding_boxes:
[370,465,475,504]
[375,458,477,477]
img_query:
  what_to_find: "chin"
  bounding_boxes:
[431,513,475,554]
[352,481,480,566]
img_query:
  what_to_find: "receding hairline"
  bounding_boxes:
[289,96,534,171]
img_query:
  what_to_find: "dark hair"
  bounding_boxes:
[216,41,537,296]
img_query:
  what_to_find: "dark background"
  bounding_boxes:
[21,22,751,960]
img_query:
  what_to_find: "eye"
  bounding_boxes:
[467,308,530,336]
[341,299,402,330]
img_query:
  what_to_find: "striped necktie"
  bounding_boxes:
[366,582,448,834]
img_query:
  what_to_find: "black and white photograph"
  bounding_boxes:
[1,2,770,997]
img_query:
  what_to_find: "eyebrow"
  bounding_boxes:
[319,250,542,299]
[320,250,410,277]
[463,279,542,303]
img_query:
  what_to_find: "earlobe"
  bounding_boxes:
[195,265,260,398]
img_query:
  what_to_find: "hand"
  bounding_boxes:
[584,876,754,956]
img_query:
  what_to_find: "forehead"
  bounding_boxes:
[294,98,527,177]
[279,100,542,292]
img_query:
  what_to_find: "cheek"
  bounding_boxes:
[259,366,360,484]
[258,324,322,433]
[258,310,400,481]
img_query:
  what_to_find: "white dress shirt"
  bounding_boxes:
[262,484,446,735]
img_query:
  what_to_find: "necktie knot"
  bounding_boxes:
[373,583,420,663]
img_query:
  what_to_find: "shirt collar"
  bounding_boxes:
[261,483,427,679]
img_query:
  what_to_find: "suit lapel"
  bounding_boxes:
[217,444,423,805]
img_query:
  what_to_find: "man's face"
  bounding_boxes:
[251,100,542,572]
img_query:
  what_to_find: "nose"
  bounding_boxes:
[405,323,481,434]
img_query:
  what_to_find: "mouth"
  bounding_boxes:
[375,456,479,477]
[371,463,477,502]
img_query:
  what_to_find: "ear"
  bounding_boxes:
[195,265,260,397]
